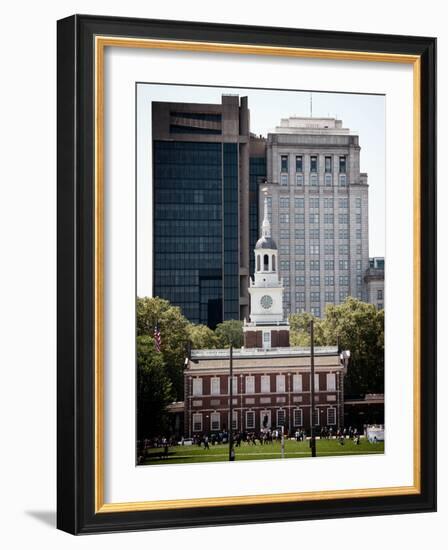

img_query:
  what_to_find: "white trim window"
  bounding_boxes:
[312,408,320,426]
[192,378,202,396]
[293,408,303,427]
[314,373,320,392]
[277,409,286,427]
[245,375,255,394]
[293,373,303,392]
[228,375,238,394]
[276,374,285,393]
[261,375,271,393]
[246,410,255,430]
[231,410,238,430]
[327,407,336,425]
[210,412,220,431]
[327,373,336,392]
[210,376,220,396]
[192,413,203,432]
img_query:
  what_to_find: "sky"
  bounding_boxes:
[137,83,385,297]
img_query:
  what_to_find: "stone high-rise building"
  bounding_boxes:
[263,117,370,317]
[365,257,385,310]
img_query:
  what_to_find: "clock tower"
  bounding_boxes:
[244,195,290,349]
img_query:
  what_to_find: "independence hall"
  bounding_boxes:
[184,197,348,436]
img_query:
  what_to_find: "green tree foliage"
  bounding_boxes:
[137,297,190,400]
[215,319,244,348]
[323,298,384,395]
[187,323,220,349]
[136,335,173,441]
[289,298,384,396]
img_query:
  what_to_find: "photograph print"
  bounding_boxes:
[136,83,385,466]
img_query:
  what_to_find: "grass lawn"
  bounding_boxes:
[141,437,384,465]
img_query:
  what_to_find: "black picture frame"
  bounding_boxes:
[57,14,436,535]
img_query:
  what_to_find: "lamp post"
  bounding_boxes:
[229,345,235,461]
[310,320,316,457]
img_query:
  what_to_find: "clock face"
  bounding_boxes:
[260,295,273,310]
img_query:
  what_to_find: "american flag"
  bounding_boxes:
[153,324,162,352]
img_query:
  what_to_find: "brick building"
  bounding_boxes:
[184,198,348,437]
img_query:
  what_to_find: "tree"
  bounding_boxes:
[136,335,173,441]
[289,311,325,346]
[323,298,384,395]
[187,323,220,349]
[215,319,244,348]
[136,297,190,400]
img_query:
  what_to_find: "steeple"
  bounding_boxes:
[261,196,271,238]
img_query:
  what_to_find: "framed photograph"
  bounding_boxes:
[57,14,436,534]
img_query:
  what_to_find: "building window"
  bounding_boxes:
[310,259,320,270]
[261,375,271,393]
[295,275,305,286]
[245,375,255,394]
[295,213,305,224]
[339,174,347,187]
[311,291,320,303]
[324,213,334,224]
[295,291,305,303]
[327,407,336,425]
[210,377,220,396]
[356,260,362,270]
[293,408,303,427]
[324,173,332,186]
[296,173,304,186]
[325,275,334,286]
[210,412,220,431]
[314,373,320,391]
[377,289,383,300]
[310,173,318,186]
[339,156,346,173]
[293,374,303,392]
[310,156,318,172]
[231,410,238,430]
[325,291,335,302]
[378,303,383,310]
[192,378,203,396]
[310,244,320,255]
[228,376,238,394]
[324,198,333,209]
[309,213,319,224]
[324,244,333,255]
[325,156,332,173]
[280,260,290,271]
[356,244,362,255]
[325,259,334,270]
[246,411,255,430]
[310,275,320,286]
[294,197,304,209]
[339,228,349,239]
[310,306,321,317]
[192,413,203,432]
[280,243,290,255]
[339,245,349,255]
[339,290,348,301]
[263,331,271,349]
[283,276,290,287]
[295,244,305,255]
[356,213,362,224]
[339,198,349,208]
[310,197,319,208]
[310,228,319,239]
[276,374,286,393]
[280,173,288,186]
[312,408,320,426]
[339,259,349,270]
[327,373,336,391]
[280,197,290,209]
[356,197,362,208]
[279,213,289,224]
[277,409,286,427]
[280,229,289,239]
[295,260,305,271]
[356,275,362,285]
[281,155,288,172]
[339,213,348,224]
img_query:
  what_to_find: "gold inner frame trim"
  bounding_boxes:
[94,35,421,513]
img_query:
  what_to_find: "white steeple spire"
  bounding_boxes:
[261,195,271,238]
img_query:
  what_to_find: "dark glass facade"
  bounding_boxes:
[249,156,266,276]
[153,141,240,328]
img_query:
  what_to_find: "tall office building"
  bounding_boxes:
[263,117,369,317]
[152,95,250,328]
[365,257,385,310]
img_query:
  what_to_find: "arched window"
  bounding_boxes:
[256,254,260,272]
[272,254,276,271]
[263,254,269,271]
